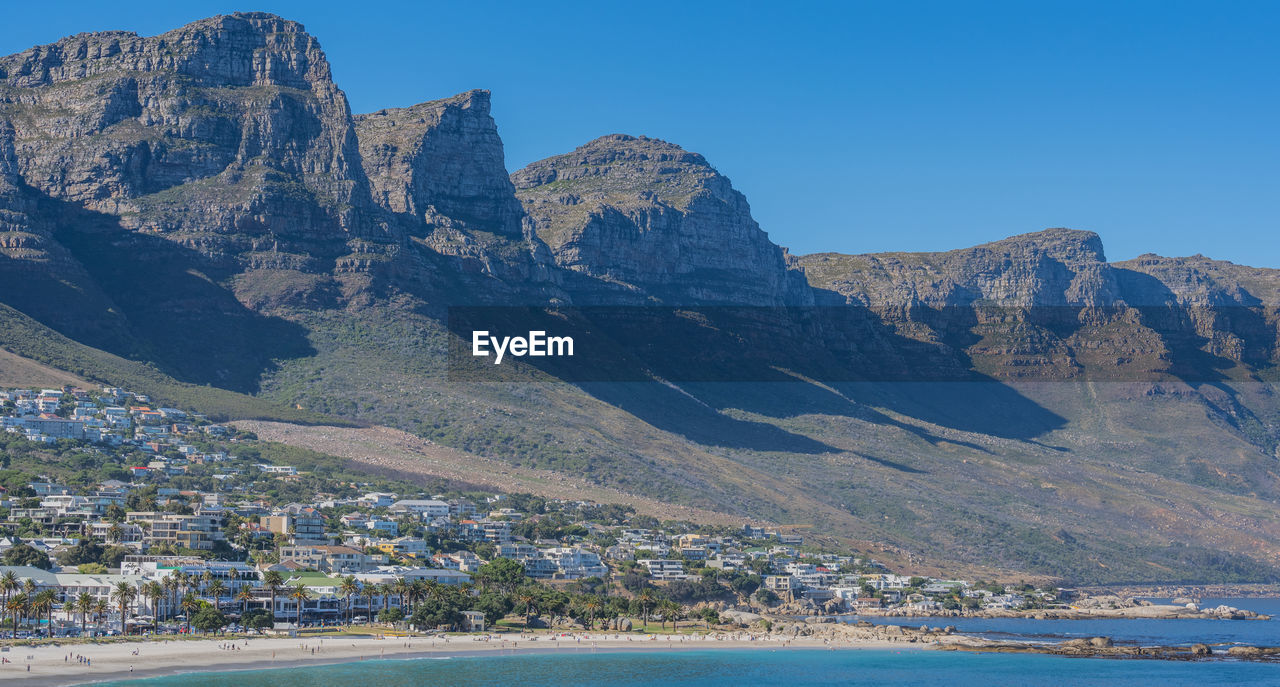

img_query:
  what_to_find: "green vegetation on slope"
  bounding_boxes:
[0,303,343,424]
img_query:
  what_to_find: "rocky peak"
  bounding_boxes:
[0,13,332,90]
[513,134,810,305]
[354,89,523,236]
[0,12,374,269]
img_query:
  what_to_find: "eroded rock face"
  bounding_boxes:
[796,228,1120,307]
[513,134,811,305]
[0,13,409,386]
[355,90,523,236]
[793,229,1280,380]
[0,12,377,270]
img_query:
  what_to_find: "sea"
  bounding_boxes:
[93,598,1280,687]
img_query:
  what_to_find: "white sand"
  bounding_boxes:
[0,632,919,686]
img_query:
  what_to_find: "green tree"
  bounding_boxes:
[191,605,229,634]
[56,538,104,567]
[3,543,51,569]
[100,545,132,568]
[474,591,513,627]
[474,558,525,594]
[410,587,466,630]
[242,608,274,629]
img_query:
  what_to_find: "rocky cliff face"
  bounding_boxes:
[797,228,1120,307]
[0,12,379,272]
[795,230,1280,380]
[513,134,810,305]
[355,90,523,237]
[351,89,555,293]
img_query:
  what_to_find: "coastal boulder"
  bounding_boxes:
[721,610,762,625]
[1088,637,1114,648]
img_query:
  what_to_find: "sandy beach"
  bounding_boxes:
[0,632,925,686]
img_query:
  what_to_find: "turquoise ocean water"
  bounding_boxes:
[91,648,1280,687]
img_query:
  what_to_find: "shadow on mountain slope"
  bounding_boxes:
[575,381,840,454]
[34,194,315,392]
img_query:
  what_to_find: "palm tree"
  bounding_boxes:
[91,598,108,633]
[17,580,34,629]
[262,571,284,622]
[179,593,201,634]
[359,583,376,623]
[422,579,441,604]
[75,592,94,634]
[391,578,409,615]
[236,587,254,620]
[339,576,359,625]
[200,570,214,601]
[660,600,683,632]
[143,581,164,633]
[32,589,56,633]
[206,579,228,611]
[516,589,537,629]
[406,580,427,616]
[581,597,601,631]
[289,584,311,626]
[380,583,394,615]
[161,575,179,621]
[6,593,27,636]
[111,581,137,635]
[0,570,18,609]
[637,589,656,629]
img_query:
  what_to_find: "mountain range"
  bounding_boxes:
[2,12,1279,584]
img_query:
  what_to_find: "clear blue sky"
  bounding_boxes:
[2,1,1276,265]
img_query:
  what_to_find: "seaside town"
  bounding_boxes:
[0,383,1107,640]
[0,381,1274,685]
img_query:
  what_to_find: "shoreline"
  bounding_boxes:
[0,633,924,687]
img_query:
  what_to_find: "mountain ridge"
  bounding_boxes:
[2,13,1280,583]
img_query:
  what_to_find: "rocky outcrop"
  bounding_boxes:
[797,228,1120,307]
[0,12,379,271]
[355,90,523,236]
[793,229,1280,382]
[513,134,811,305]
